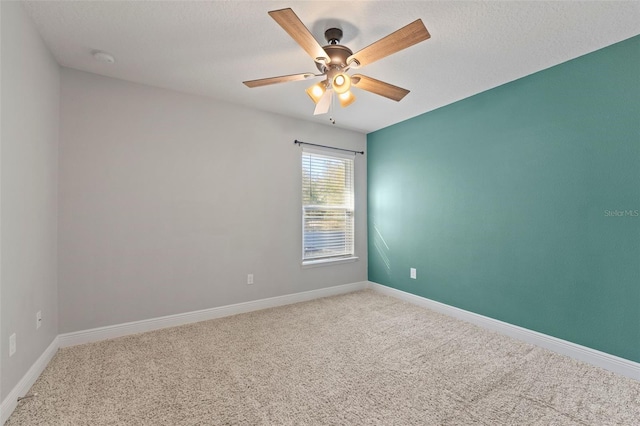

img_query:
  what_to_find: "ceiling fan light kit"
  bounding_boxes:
[338,91,356,108]
[306,82,326,103]
[332,73,351,94]
[243,8,430,117]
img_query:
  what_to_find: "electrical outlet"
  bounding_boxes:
[9,333,16,357]
[247,273,254,285]
[37,311,42,329]
[410,268,417,279]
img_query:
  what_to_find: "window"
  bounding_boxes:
[302,148,355,263]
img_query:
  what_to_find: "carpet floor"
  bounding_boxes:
[7,290,639,425]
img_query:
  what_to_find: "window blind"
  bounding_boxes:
[302,149,354,261]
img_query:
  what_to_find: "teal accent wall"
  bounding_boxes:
[367,36,640,362]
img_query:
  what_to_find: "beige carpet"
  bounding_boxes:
[7,290,640,425]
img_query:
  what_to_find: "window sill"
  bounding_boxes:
[301,256,359,268]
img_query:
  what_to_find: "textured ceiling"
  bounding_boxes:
[23,1,640,134]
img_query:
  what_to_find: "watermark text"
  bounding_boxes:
[604,209,639,217]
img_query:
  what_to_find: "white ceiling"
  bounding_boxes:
[23,1,640,134]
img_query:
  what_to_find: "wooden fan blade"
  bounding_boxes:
[243,73,315,88]
[314,90,333,115]
[351,74,410,101]
[348,19,430,67]
[268,8,329,63]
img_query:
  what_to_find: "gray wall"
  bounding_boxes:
[59,69,367,333]
[1,1,60,400]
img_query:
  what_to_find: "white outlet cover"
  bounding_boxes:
[9,333,16,357]
[410,268,417,279]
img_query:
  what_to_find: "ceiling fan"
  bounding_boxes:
[243,8,430,116]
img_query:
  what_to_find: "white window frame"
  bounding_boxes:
[301,147,358,266]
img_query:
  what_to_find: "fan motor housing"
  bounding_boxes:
[317,44,353,73]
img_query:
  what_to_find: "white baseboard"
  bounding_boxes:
[1,337,59,425]
[369,281,640,381]
[4,280,635,424]
[2,281,368,423]
[58,281,369,348]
